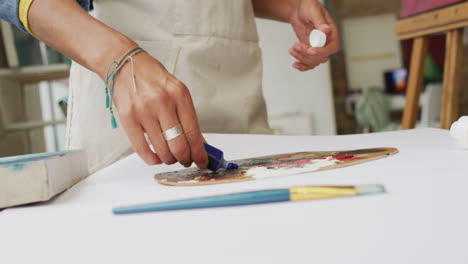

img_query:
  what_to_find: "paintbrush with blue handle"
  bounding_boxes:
[113,184,385,215]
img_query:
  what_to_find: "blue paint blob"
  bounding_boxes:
[226,163,239,170]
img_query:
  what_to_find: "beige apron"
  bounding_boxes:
[66,0,272,174]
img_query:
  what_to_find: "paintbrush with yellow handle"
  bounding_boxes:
[113,184,385,215]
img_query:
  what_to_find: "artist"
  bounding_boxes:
[0,0,340,173]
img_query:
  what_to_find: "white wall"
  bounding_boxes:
[39,80,67,152]
[342,14,402,91]
[256,18,336,135]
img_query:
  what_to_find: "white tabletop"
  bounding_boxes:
[1,128,467,263]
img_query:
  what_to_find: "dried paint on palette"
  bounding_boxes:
[155,148,398,186]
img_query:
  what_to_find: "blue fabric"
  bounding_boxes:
[77,0,91,11]
[0,0,91,33]
[0,0,25,32]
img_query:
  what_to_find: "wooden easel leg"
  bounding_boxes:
[402,37,428,129]
[441,28,464,129]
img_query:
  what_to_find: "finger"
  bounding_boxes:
[306,40,339,57]
[293,42,328,58]
[302,0,328,29]
[143,133,162,163]
[317,24,331,35]
[324,6,340,51]
[290,47,316,67]
[120,114,160,165]
[293,62,314,72]
[153,89,192,167]
[307,7,340,55]
[293,59,327,71]
[134,86,178,165]
[112,60,161,165]
[303,6,340,56]
[320,56,329,64]
[141,116,178,166]
[290,46,328,68]
[322,5,338,29]
[170,78,208,170]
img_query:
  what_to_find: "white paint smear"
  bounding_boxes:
[178,180,200,184]
[245,158,339,180]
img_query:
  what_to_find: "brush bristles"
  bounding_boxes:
[355,184,386,195]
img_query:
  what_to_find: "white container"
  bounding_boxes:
[309,29,327,48]
[450,116,468,149]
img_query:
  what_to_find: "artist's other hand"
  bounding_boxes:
[288,0,340,71]
[112,51,208,169]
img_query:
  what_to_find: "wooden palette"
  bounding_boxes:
[155,147,399,186]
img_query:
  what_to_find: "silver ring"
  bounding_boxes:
[163,124,184,141]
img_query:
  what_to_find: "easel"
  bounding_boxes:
[396,1,467,129]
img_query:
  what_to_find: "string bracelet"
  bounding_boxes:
[104,47,145,128]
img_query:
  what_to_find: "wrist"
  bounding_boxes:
[87,31,138,79]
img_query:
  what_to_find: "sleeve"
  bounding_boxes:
[0,0,26,32]
[0,0,92,34]
[76,0,92,11]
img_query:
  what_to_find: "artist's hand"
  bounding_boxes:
[27,0,207,169]
[288,0,340,71]
[112,51,208,169]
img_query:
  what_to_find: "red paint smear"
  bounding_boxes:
[332,154,360,162]
[285,159,315,166]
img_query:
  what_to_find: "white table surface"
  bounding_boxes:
[1,128,467,263]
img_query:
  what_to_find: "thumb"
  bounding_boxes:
[302,1,329,31]
[317,24,331,35]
